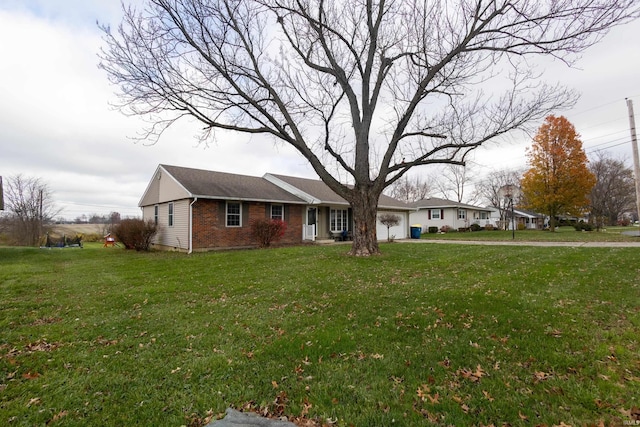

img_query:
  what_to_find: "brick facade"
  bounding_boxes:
[191,199,304,250]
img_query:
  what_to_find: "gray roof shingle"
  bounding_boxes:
[407,197,490,211]
[268,174,411,209]
[158,165,411,210]
[161,165,307,203]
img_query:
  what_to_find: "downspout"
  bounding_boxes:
[188,197,197,254]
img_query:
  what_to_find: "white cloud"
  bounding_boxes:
[0,4,311,218]
[1,2,639,217]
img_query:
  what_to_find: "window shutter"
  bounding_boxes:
[428,210,431,220]
[218,201,226,224]
[441,209,444,219]
[242,203,249,226]
[327,207,331,230]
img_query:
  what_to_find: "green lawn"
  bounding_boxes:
[1,243,639,426]
[420,225,640,242]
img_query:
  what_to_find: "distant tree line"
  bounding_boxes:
[67,212,122,225]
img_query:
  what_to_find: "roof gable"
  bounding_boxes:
[139,165,307,207]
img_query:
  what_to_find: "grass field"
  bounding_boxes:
[1,242,639,426]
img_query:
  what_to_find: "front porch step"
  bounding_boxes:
[314,239,337,245]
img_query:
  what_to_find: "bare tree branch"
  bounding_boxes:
[99,0,640,255]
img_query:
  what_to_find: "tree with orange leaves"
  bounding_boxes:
[521,116,596,231]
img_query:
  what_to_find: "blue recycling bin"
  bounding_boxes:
[410,225,422,239]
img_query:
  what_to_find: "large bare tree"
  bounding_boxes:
[384,174,432,204]
[2,175,59,246]
[434,163,477,204]
[475,168,523,230]
[99,0,639,255]
[589,151,637,228]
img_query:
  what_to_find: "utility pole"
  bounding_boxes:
[39,188,43,242]
[627,99,640,229]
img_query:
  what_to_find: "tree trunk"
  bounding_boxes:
[549,211,557,232]
[348,186,381,256]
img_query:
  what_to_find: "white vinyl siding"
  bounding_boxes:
[143,200,190,250]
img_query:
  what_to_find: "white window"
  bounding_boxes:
[458,209,466,220]
[480,211,489,220]
[271,205,284,221]
[168,202,174,227]
[430,209,441,220]
[226,202,241,227]
[154,205,159,225]
[330,208,348,231]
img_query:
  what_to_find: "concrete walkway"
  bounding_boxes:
[206,409,296,427]
[401,238,640,247]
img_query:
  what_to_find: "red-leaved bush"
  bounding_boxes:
[250,219,287,248]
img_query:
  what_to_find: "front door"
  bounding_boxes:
[307,207,317,237]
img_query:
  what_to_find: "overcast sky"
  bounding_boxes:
[1,1,639,219]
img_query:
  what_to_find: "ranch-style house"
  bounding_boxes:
[139,164,412,252]
[408,197,494,231]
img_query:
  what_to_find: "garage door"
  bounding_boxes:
[376,211,408,240]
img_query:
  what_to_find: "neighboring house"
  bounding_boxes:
[488,207,545,230]
[139,165,412,252]
[408,197,494,231]
[512,208,545,230]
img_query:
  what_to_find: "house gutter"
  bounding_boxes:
[188,197,197,254]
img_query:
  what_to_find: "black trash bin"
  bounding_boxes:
[410,225,422,239]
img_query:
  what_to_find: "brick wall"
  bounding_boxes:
[192,199,304,250]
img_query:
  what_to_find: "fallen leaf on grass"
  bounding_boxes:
[457,365,485,382]
[50,411,68,422]
[22,371,40,380]
[426,393,440,404]
[416,408,439,422]
[438,358,451,368]
[25,339,61,353]
[545,327,563,338]
[417,385,428,400]
[482,390,494,402]
[534,371,552,382]
[27,397,41,407]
